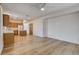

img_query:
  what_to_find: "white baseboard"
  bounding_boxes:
[48,35,79,45]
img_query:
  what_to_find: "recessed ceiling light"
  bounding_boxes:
[41,8,45,11]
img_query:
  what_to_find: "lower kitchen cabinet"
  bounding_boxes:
[3,33,14,48]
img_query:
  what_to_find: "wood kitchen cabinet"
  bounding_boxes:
[8,22,23,28]
[3,14,9,26]
[9,22,18,28]
[3,33,14,48]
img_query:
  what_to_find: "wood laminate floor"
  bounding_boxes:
[2,35,79,55]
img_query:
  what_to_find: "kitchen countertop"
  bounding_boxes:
[3,30,14,33]
[3,27,14,33]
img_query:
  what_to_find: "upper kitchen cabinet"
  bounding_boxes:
[3,14,9,26]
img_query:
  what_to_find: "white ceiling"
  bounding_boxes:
[1,3,79,20]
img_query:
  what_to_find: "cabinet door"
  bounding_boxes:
[3,33,14,48]
[3,14,9,26]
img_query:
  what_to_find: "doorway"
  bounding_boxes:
[29,23,33,35]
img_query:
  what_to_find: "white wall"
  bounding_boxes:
[47,12,79,44]
[0,6,3,54]
[43,19,48,37]
[32,19,44,37]
[32,11,79,44]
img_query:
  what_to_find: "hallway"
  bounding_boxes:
[2,35,79,55]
